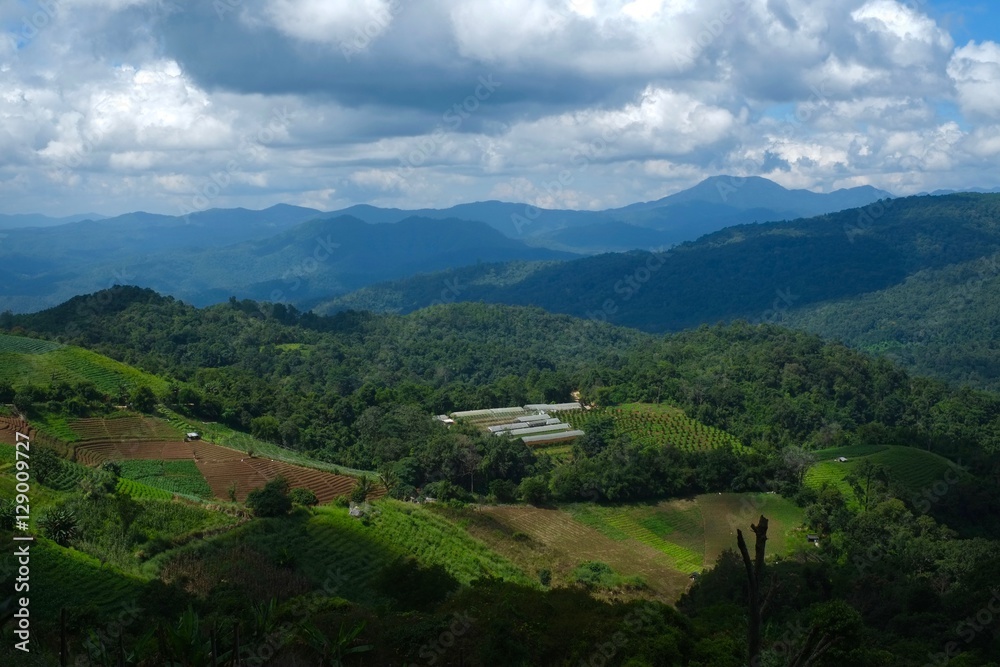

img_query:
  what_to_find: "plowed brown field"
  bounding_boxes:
[0,416,365,504]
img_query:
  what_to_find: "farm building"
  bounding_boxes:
[184,432,201,441]
[448,403,586,448]
[524,402,582,412]
[521,430,585,446]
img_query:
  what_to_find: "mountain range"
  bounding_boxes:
[0,176,891,312]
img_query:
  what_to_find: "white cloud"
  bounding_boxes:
[259,0,399,47]
[948,41,1000,120]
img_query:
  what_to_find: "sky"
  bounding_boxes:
[1,0,1000,216]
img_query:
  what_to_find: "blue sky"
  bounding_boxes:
[1,0,999,216]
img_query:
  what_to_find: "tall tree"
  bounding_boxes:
[736,514,776,666]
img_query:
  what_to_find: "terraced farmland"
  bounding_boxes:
[0,333,63,354]
[74,435,362,503]
[804,445,968,501]
[68,415,184,442]
[119,460,213,498]
[0,340,168,395]
[0,416,64,452]
[564,403,748,454]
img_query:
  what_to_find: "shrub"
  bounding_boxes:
[100,460,122,479]
[518,476,550,505]
[423,480,471,503]
[33,446,63,486]
[79,470,117,500]
[39,506,79,546]
[350,477,374,504]
[289,488,318,507]
[488,479,518,503]
[0,499,15,530]
[246,477,292,517]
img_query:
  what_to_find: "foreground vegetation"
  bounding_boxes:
[0,290,998,664]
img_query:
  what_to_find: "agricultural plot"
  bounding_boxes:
[158,407,374,477]
[68,415,183,442]
[481,504,692,600]
[804,445,968,501]
[564,403,748,454]
[482,493,806,601]
[25,541,146,633]
[0,333,63,354]
[174,501,530,605]
[74,435,362,504]
[119,460,213,499]
[116,477,175,501]
[0,343,167,395]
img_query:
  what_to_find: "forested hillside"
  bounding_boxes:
[3,287,1000,664]
[320,193,1000,390]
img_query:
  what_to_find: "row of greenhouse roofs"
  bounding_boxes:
[439,402,585,446]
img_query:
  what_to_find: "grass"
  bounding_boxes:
[118,460,213,499]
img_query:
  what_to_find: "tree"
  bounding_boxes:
[245,477,292,517]
[79,470,117,500]
[736,515,776,666]
[782,445,816,487]
[518,475,550,505]
[846,460,890,512]
[100,460,122,479]
[250,415,282,443]
[130,385,157,413]
[32,446,63,486]
[351,477,374,504]
[289,487,318,507]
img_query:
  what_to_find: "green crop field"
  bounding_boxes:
[0,333,63,355]
[0,338,168,395]
[804,445,968,502]
[116,477,175,501]
[23,540,146,632]
[119,460,213,499]
[174,500,534,605]
[563,403,749,454]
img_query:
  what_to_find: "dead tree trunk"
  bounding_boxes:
[737,514,774,667]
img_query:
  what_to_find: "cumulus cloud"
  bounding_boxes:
[0,0,998,215]
[948,40,1000,120]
